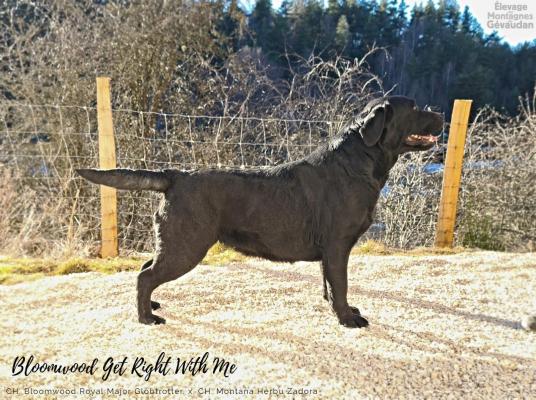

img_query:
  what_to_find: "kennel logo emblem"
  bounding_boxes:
[488,2,534,30]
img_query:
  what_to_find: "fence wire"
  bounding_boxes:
[0,103,342,255]
[1,102,534,256]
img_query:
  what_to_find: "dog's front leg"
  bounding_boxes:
[322,249,368,328]
[321,271,360,316]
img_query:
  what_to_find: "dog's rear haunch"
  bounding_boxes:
[78,96,443,328]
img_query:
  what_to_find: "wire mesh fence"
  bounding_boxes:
[0,103,346,255]
[1,99,535,256]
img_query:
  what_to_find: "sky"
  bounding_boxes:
[266,0,536,46]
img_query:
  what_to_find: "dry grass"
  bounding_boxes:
[202,242,247,265]
[0,241,468,285]
[0,1,534,256]
[351,240,468,257]
[0,241,474,285]
[0,242,246,285]
[351,239,391,255]
[3,100,535,256]
[0,256,144,285]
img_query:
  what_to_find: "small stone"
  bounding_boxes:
[521,314,536,331]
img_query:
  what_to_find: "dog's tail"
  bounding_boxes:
[76,168,170,192]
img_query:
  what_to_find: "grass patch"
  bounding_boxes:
[403,245,469,256]
[0,256,143,285]
[1,241,470,285]
[460,214,506,251]
[0,242,245,285]
[351,240,468,257]
[351,240,391,255]
[201,242,246,265]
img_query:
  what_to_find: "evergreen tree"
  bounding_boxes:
[250,0,274,48]
[460,5,483,38]
[327,0,341,17]
[243,0,535,115]
[288,0,325,57]
[335,14,350,50]
[396,0,408,35]
[218,0,246,52]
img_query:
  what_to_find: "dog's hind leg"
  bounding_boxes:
[137,258,183,325]
[140,259,161,310]
[322,246,367,328]
[137,255,198,325]
[136,239,216,325]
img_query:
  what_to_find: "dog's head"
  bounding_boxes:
[358,96,444,153]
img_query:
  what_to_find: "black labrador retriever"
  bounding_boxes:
[77,96,443,328]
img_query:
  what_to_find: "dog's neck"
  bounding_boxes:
[332,130,398,191]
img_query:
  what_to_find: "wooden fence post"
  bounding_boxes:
[96,77,118,257]
[435,99,472,248]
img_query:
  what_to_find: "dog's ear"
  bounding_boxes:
[359,102,387,147]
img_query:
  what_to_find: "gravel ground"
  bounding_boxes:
[1,251,535,399]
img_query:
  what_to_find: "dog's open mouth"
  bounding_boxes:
[404,134,439,147]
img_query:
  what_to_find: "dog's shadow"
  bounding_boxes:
[159,317,535,399]
[354,285,521,330]
[162,310,532,367]
[157,265,535,372]
[246,265,521,330]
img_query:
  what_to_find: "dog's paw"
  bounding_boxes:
[349,306,361,316]
[151,301,161,310]
[340,314,369,328]
[139,314,166,325]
